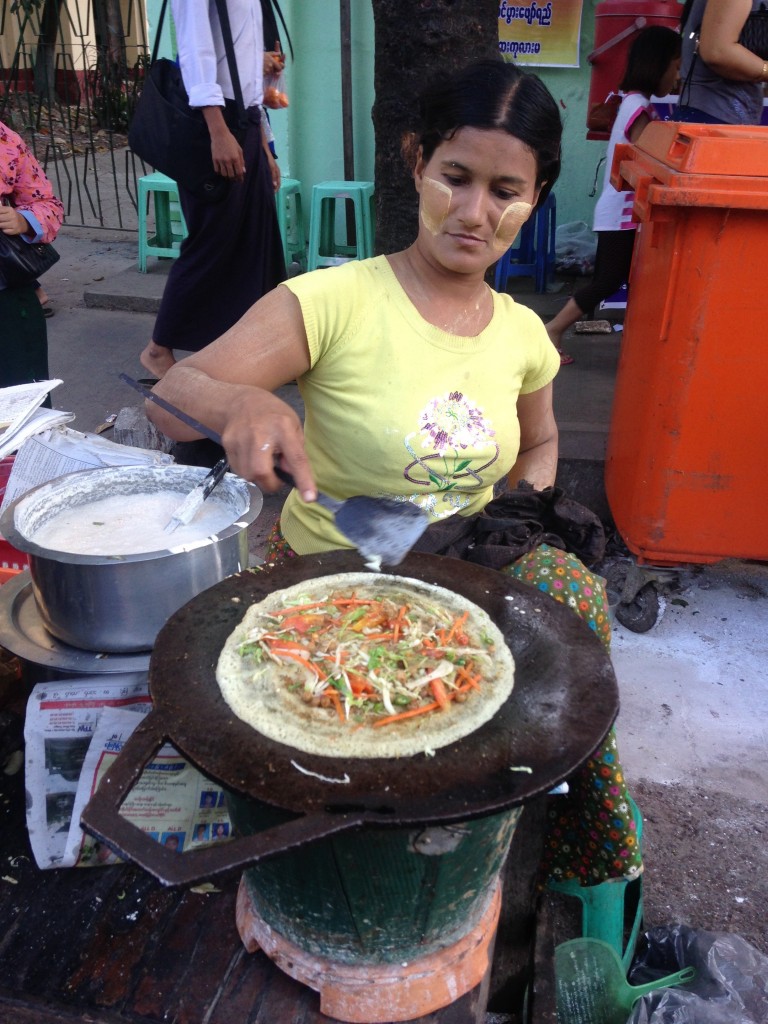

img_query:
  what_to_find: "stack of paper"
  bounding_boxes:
[0,426,175,513]
[0,381,72,459]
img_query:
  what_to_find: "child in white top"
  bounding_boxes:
[546,26,682,364]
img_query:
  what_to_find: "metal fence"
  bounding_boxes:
[0,0,150,231]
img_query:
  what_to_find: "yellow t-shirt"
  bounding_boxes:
[281,256,559,555]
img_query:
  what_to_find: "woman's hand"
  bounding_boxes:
[219,388,316,500]
[0,206,30,236]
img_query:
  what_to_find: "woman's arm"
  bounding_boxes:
[507,384,559,491]
[148,284,317,500]
[2,135,63,243]
[626,110,651,144]
[699,0,768,82]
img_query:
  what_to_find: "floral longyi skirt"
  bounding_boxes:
[262,526,643,887]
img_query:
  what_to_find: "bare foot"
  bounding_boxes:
[140,341,176,379]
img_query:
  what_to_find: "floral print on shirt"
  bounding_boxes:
[404,390,501,519]
[1,120,64,243]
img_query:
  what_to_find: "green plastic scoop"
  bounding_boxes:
[555,938,695,1024]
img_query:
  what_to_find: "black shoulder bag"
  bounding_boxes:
[739,3,768,60]
[0,199,60,290]
[128,0,248,204]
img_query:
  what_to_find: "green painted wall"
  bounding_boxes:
[269,2,375,193]
[147,0,604,230]
[272,1,605,231]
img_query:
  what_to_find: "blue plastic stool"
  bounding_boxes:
[137,172,188,272]
[547,795,644,973]
[307,181,374,270]
[494,192,557,294]
[276,177,306,271]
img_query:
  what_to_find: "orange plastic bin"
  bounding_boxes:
[604,121,768,565]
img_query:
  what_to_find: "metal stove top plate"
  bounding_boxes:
[0,573,151,674]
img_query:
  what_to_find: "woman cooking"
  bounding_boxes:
[148,59,642,888]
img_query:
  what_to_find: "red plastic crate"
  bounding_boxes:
[0,457,30,570]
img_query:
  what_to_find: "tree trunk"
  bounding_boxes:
[92,0,129,128]
[34,0,64,101]
[371,0,500,255]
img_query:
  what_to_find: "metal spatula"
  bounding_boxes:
[164,457,229,533]
[272,467,429,567]
[120,375,429,565]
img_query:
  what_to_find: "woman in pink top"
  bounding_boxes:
[545,27,681,364]
[1,119,64,387]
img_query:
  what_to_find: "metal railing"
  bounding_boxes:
[0,0,150,231]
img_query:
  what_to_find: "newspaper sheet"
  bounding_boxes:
[0,380,71,458]
[1,425,174,513]
[66,706,233,868]
[23,677,232,869]
[24,676,151,869]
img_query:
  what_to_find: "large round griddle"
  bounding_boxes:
[82,551,618,886]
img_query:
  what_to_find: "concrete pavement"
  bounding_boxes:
[24,227,768,949]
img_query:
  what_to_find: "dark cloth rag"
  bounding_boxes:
[412,484,606,570]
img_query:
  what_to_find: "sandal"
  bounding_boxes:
[558,349,575,366]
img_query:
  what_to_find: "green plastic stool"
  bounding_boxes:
[137,172,188,272]
[276,177,306,271]
[307,180,374,270]
[547,795,644,973]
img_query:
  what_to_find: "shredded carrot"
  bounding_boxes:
[392,604,409,643]
[362,631,395,642]
[373,700,441,727]
[444,611,469,645]
[430,677,451,710]
[326,687,345,722]
[456,664,481,690]
[272,601,331,616]
[272,648,327,679]
[265,638,307,652]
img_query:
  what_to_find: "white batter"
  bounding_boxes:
[32,491,237,555]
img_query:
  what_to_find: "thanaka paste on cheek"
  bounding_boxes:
[492,201,533,253]
[420,177,453,234]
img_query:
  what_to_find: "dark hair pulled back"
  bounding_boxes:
[413,59,562,207]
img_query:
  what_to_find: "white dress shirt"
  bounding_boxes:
[171,0,264,110]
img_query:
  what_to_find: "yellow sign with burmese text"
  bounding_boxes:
[499,1,584,68]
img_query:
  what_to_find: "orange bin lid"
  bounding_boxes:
[611,121,768,211]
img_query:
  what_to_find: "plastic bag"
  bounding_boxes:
[626,924,768,1023]
[554,221,596,276]
[263,71,289,108]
